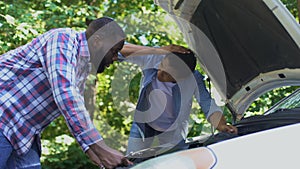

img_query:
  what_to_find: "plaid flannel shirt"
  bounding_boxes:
[0,28,102,155]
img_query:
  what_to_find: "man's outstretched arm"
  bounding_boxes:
[120,43,191,57]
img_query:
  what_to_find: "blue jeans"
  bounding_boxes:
[0,132,41,169]
[126,122,188,155]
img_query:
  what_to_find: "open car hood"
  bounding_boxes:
[155,0,300,117]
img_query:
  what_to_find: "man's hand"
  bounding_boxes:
[86,140,133,169]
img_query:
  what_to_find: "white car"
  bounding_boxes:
[126,0,300,168]
[130,90,300,168]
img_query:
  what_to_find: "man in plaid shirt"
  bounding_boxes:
[0,17,131,169]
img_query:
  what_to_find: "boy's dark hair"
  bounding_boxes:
[166,51,197,72]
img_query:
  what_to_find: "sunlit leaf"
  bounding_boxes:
[4,14,15,25]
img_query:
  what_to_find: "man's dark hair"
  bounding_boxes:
[85,17,115,40]
[166,51,197,72]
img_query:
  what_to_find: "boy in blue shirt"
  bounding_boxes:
[120,44,237,155]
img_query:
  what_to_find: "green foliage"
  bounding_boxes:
[41,135,96,169]
[0,0,299,168]
[42,116,70,139]
[245,86,299,117]
[281,0,299,21]
[0,0,98,54]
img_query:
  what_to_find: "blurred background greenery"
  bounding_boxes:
[0,0,299,168]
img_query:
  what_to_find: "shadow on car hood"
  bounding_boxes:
[155,0,300,117]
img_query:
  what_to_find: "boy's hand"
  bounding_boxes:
[217,124,238,134]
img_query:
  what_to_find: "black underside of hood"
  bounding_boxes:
[190,0,300,99]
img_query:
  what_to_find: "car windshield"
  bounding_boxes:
[265,88,300,115]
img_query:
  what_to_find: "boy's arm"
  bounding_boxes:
[193,71,237,134]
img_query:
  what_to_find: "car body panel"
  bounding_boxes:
[131,123,300,169]
[209,123,300,169]
[155,0,300,116]
[131,147,217,169]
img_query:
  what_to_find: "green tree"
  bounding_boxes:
[0,0,299,168]
[281,0,299,22]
